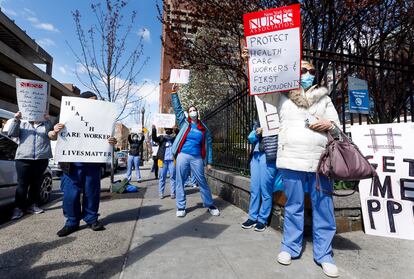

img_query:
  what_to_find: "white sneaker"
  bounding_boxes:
[27,204,44,214]
[176,209,186,217]
[277,251,292,265]
[208,206,220,216]
[321,262,339,278]
[11,208,24,220]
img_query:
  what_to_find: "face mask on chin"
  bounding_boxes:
[300,73,315,90]
[189,111,198,120]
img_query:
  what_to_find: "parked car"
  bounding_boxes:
[0,133,53,207]
[116,151,128,169]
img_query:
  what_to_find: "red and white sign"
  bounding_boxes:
[243,4,302,95]
[16,78,48,121]
[170,69,190,84]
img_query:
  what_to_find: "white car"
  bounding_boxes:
[0,130,53,207]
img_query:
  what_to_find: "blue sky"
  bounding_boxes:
[0,0,162,127]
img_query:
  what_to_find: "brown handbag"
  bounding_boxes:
[317,124,377,181]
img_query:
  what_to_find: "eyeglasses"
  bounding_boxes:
[301,67,316,75]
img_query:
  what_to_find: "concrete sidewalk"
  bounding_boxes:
[0,164,413,279]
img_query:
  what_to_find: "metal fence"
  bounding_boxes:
[203,48,414,174]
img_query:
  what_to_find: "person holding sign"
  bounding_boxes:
[243,50,341,277]
[8,112,63,220]
[126,132,145,182]
[241,120,279,232]
[56,91,117,237]
[170,84,220,218]
[152,125,176,199]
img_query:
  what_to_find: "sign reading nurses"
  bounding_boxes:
[16,78,48,121]
[243,4,301,95]
[170,69,190,84]
[351,123,414,240]
[153,113,176,128]
[255,96,280,136]
[55,96,117,163]
[348,76,369,114]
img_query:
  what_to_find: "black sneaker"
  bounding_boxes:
[88,221,105,231]
[241,219,257,229]
[254,222,266,232]
[57,225,79,237]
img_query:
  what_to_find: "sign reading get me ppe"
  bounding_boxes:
[351,123,414,240]
[243,4,301,95]
[55,97,117,163]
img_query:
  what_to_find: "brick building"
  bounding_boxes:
[114,122,129,151]
[159,0,198,113]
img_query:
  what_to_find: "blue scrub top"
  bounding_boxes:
[181,123,202,156]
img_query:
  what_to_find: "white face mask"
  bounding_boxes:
[189,111,198,120]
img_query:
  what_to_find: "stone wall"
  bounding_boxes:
[207,168,363,234]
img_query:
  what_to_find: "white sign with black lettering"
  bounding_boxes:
[255,96,280,136]
[16,78,48,121]
[170,69,190,84]
[55,96,117,163]
[153,113,176,128]
[351,123,414,240]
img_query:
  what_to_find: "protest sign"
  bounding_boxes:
[348,76,369,114]
[351,123,414,240]
[55,96,117,163]
[130,124,142,133]
[16,78,48,121]
[170,69,190,84]
[255,96,280,136]
[243,4,301,95]
[153,113,176,128]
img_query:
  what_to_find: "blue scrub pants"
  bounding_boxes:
[61,163,101,227]
[126,155,141,181]
[159,160,176,195]
[175,153,214,209]
[249,152,276,224]
[280,169,336,264]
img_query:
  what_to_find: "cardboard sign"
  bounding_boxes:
[130,124,142,134]
[170,69,190,84]
[255,96,280,136]
[348,77,369,114]
[16,78,48,121]
[351,123,414,240]
[153,113,176,128]
[55,97,117,163]
[243,4,301,95]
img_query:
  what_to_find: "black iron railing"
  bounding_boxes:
[203,48,413,174]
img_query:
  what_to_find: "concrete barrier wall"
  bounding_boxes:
[207,168,363,234]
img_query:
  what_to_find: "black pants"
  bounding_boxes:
[152,156,158,178]
[15,159,48,209]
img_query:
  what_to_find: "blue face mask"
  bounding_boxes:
[300,73,315,90]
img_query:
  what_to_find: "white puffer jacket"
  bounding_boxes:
[259,85,340,172]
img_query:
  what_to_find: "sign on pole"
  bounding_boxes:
[255,96,280,136]
[55,96,117,163]
[153,113,176,128]
[170,69,190,84]
[243,4,301,95]
[351,123,414,240]
[16,78,48,121]
[348,76,369,114]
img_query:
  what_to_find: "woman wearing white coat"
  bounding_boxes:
[243,49,341,278]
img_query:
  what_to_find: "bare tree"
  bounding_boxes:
[68,0,149,120]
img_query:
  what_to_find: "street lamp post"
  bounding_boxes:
[141,107,145,162]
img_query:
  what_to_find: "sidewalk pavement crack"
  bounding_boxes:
[217,246,241,279]
[118,197,145,279]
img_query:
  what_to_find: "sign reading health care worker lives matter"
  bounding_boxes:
[170,69,190,84]
[16,78,48,121]
[351,123,414,240]
[244,4,301,95]
[153,113,176,128]
[55,96,117,163]
[255,96,280,136]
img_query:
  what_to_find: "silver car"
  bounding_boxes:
[0,133,53,207]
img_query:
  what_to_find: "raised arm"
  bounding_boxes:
[7,112,22,138]
[171,90,187,128]
[152,125,161,143]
